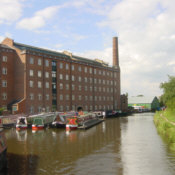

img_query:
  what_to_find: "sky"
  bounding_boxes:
[1,0,175,97]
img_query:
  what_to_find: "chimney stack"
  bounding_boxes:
[113,37,119,67]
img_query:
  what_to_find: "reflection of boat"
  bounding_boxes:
[16,117,27,130]
[16,130,27,141]
[0,129,7,172]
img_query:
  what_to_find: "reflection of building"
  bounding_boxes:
[1,37,122,114]
[128,96,160,111]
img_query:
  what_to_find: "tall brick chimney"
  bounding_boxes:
[113,37,119,67]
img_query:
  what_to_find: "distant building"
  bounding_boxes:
[128,96,160,111]
[0,37,124,114]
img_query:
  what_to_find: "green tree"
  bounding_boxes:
[160,75,175,109]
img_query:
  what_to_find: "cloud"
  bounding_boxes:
[0,0,23,24]
[96,0,175,96]
[16,5,60,30]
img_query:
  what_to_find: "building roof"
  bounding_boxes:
[13,41,113,68]
[128,96,157,104]
[0,44,14,50]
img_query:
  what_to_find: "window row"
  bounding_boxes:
[29,93,50,100]
[29,81,50,88]
[29,57,49,67]
[59,83,115,92]
[29,106,50,113]
[59,94,114,101]
[29,70,49,78]
[59,105,114,112]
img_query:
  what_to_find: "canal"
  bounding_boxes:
[4,113,175,175]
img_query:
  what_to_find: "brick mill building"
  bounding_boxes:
[0,37,126,114]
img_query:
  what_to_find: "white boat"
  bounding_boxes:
[16,117,27,130]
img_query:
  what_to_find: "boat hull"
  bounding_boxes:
[16,124,27,130]
[32,125,44,130]
[66,124,78,131]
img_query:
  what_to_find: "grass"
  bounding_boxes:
[154,110,175,151]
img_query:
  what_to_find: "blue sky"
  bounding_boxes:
[1,0,175,97]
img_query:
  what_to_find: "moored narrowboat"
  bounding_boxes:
[32,117,44,130]
[16,117,28,130]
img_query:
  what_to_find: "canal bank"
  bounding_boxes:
[154,110,175,151]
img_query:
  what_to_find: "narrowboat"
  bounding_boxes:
[16,117,28,130]
[51,112,66,128]
[28,112,56,130]
[32,117,44,130]
[66,116,78,131]
[0,128,7,172]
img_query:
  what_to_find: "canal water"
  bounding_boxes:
[4,113,175,175]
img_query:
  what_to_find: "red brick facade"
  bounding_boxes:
[0,37,122,114]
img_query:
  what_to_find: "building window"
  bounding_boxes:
[66,63,69,70]
[45,60,49,67]
[2,80,7,87]
[94,69,96,74]
[38,58,42,65]
[30,57,34,64]
[60,105,63,111]
[84,67,87,73]
[45,72,49,78]
[78,85,81,91]
[85,105,88,111]
[90,105,92,110]
[72,84,75,90]
[72,105,75,110]
[89,78,92,83]
[38,106,42,113]
[38,81,42,88]
[103,87,105,92]
[94,86,97,91]
[66,75,69,80]
[46,94,49,100]
[29,70,34,76]
[60,63,63,69]
[46,106,50,112]
[78,76,81,82]
[90,96,93,101]
[45,82,49,88]
[29,80,34,88]
[30,93,34,100]
[30,106,34,113]
[60,74,63,80]
[99,87,101,92]
[2,93,7,100]
[60,83,63,89]
[72,95,75,101]
[78,95,82,101]
[52,83,56,89]
[85,96,88,100]
[99,70,101,75]
[89,68,92,74]
[38,94,42,100]
[72,75,75,81]
[103,71,105,76]
[52,71,56,77]
[38,71,42,77]
[90,86,92,91]
[60,94,63,100]
[94,78,97,84]
[71,65,74,71]
[84,77,87,83]
[95,96,97,101]
[85,86,87,91]
[2,56,7,62]
[66,95,69,100]
[78,66,81,72]
[99,79,101,84]
[2,67,7,75]
[66,84,69,90]
[66,106,69,111]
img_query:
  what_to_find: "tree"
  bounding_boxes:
[160,75,175,108]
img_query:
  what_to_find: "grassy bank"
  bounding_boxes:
[154,110,175,151]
